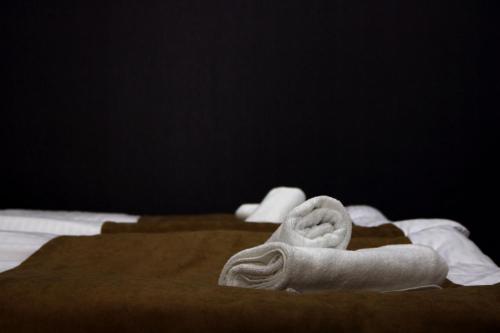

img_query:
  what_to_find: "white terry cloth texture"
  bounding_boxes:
[245,187,306,223]
[266,196,352,249]
[0,210,139,236]
[219,242,448,292]
[0,230,57,273]
[237,194,500,286]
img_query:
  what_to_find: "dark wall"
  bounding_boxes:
[2,1,499,260]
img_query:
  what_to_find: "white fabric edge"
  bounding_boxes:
[0,209,140,274]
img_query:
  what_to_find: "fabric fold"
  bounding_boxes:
[0,216,102,236]
[245,187,306,223]
[267,196,352,249]
[0,209,139,223]
[0,210,139,236]
[0,230,57,273]
[219,242,448,292]
[346,205,389,227]
[235,204,259,220]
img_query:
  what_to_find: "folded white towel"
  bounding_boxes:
[235,204,259,220]
[245,187,306,223]
[219,242,448,292]
[267,196,352,249]
[346,205,390,227]
[237,196,386,227]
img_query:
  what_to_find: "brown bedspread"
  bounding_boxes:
[0,214,498,332]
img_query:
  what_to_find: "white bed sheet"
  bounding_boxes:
[347,205,500,286]
[0,209,139,235]
[0,209,139,273]
[0,230,57,273]
[1,209,139,223]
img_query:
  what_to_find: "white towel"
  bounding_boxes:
[345,206,471,237]
[245,187,306,223]
[267,196,352,249]
[219,242,448,292]
[346,205,390,227]
[235,204,259,220]
[236,196,500,286]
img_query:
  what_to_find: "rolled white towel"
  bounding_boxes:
[219,242,448,292]
[267,196,352,249]
[246,187,306,223]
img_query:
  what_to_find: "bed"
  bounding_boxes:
[0,211,499,333]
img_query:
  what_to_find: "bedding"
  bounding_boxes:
[219,242,448,292]
[221,196,448,292]
[0,209,139,223]
[0,213,499,332]
[0,210,139,235]
[265,196,352,249]
[236,197,500,286]
[346,205,500,286]
[245,187,305,222]
[0,230,57,273]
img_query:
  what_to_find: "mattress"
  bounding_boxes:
[0,213,499,332]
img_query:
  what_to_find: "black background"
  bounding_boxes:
[2,1,499,261]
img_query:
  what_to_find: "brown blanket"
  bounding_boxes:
[0,214,498,332]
